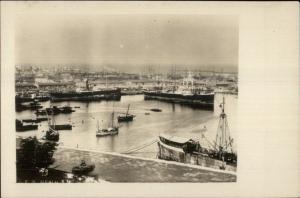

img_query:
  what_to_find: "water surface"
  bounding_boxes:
[16,94,237,158]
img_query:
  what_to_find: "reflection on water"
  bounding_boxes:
[16,94,237,158]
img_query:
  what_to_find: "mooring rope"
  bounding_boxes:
[122,139,158,154]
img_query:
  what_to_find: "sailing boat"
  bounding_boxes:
[96,106,119,137]
[44,107,59,141]
[118,104,135,122]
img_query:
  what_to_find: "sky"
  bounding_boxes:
[15,14,238,73]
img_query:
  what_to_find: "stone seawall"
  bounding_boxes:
[49,146,236,182]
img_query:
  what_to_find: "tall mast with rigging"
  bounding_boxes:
[126,104,130,117]
[215,96,234,154]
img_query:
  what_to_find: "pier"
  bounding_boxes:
[50,147,236,182]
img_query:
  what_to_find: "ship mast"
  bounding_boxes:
[215,96,233,154]
[86,79,90,91]
[111,102,115,128]
[111,111,115,128]
[126,104,130,116]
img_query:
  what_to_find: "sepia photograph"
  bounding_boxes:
[14,11,238,183]
[2,1,299,197]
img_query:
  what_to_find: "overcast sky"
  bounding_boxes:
[15,14,238,72]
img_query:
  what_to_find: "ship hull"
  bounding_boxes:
[96,131,118,137]
[157,140,236,172]
[50,89,121,102]
[118,116,134,122]
[50,124,72,130]
[144,91,214,110]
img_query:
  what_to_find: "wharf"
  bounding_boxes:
[50,147,236,182]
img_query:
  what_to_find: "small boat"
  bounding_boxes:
[45,127,59,141]
[45,106,61,115]
[35,106,75,116]
[35,107,60,116]
[150,108,162,112]
[118,104,135,122]
[60,106,75,114]
[16,119,38,132]
[44,111,59,141]
[50,124,72,130]
[96,127,119,137]
[72,160,95,175]
[145,112,150,115]
[96,109,119,137]
[15,101,43,112]
[22,117,48,123]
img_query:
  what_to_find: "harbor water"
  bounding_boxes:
[16,93,237,159]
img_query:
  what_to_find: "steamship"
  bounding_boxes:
[144,73,214,110]
[50,80,121,102]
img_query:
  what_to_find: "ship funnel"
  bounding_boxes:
[86,79,89,91]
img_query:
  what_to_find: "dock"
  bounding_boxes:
[50,147,236,182]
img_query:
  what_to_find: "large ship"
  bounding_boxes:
[157,97,237,172]
[144,73,214,110]
[50,80,121,102]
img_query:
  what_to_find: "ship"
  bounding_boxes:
[49,124,72,130]
[118,104,135,122]
[16,101,43,112]
[22,117,48,123]
[50,80,121,102]
[35,106,75,116]
[96,107,119,137]
[45,127,60,141]
[157,96,237,172]
[144,73,214,110]
[72,160,95,175]
[15,92,50,103]
[16,119,38,132]
[43,110,59,142]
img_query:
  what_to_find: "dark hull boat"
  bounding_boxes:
[15,94,50,103]
[49,124,72,130]
[118,115,134,122]
[50,80,122,102]
[60,106,75,114]
[118,104,135,122]
[72,161,95,175]
[45,127,60,141]
[44,115,60,142]
[150,108,162,112]
[16,101,43,112]
[157,97,237,172]
[144,91,214,110]
[22,117,48,123]
[16,119,38,132]
[50,90,121,102]
[35,106,75,116]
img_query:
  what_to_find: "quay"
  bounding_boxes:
[50,147,236,182]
